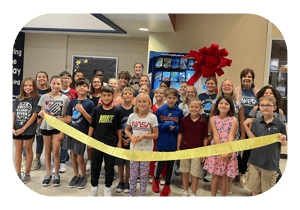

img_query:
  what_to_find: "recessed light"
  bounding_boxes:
[139,28,149,31]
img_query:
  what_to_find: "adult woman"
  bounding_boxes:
[235,68,259,187]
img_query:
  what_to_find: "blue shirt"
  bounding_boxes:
[240,89,257,119]
[198,92,217,122]
[66,98,95,134]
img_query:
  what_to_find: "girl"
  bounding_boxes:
[249,85,286,123]
[179,85,198,116]
[70,71,85,89]
[125,93,159,196]
[203,96,239,196]
[86,76,103,171]
[149,87,167,184]
[98,78,124,107]
[38,75,70,187]
[30,71,49,171]
[94,69,108,86]
[210,79,245,194]
[13,78,40,183]
[177,81,188,105]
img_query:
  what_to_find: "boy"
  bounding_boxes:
[153,88,184,196]
[177,98,208,196]
[88,85,122,197]
[134,75,154,101]
[243,95,287,196]
[115,87,135,193]
[59,78,95,189]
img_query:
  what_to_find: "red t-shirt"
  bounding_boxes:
[179,114,208,150]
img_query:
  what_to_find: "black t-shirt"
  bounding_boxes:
[90,106,122,147]
[118,105,134,149]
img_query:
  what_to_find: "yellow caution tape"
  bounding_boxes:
[44,114,281,161]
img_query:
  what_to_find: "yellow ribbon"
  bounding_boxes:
[44,114,281,161]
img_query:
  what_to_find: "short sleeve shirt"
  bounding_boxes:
[127,113,158,151]
[13,97,41,135]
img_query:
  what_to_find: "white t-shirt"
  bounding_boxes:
[127,112,158,151]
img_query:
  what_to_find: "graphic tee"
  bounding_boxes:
[66,98,95,134]
[13,97,41,135]
[127,113,158,151]
[118,105,134,149]
[38,93,70,130]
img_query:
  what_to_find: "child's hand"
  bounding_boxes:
[75,104,84,113]
[278,134,287,146]
[14,127,25,136]
[243,118,254,127]
[219,153,231,163]
[201,157,206,162]
[38,110,45,119]
[136,135,144,142]
[125,138,131,146]
[117,142,122,148]
[170,126,175,131]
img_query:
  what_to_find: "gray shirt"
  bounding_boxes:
[248,117,287,171]
[13,97,41,135]
[38,93,69,130]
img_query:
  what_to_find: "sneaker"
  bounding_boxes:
[239,174,246,187]
[78,176,87,189]
[116,182,124,193]
[31,158,41,171]
[152,179,160,193]
[104,187,111,196]
[123,182,129,193]
[52,174,61,187]
[42,174,52,187]
[182,190,189,197]
[21,160,26,172]
[69,175,81,188]
[174,168,181,176]
[203,173,212,182]
[199,166,206,179]
[100,170,105,178]
[160,179,166,185]
[88,186,98,196]
[21,173,30,184]
[86,160,92,171]
[52,163,67,174]
[190,193,196,197]
[17,173,22,180]
[160,184,171,196]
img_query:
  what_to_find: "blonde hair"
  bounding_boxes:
[122,87,135,96]
[18,77,39,101]
[188,97,202,108]
[183,85,198,106]
[133,93,153,114]
[154,87,165,95]
[217,79,237,102]
[259,95,276,106]
[108,78,120,87]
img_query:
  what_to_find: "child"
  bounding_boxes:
[178,98,208,196]
[149,87,167,184]
[38,75,70,187]
[153,81,169,104]
[134,75,154,101]
[129,62,144,91]
[60,78,95,189]
[31,71,49,171]
[88,85,122,197]
[177,81,188,105]
[118,71,131,93]
[98,78,124,107]
[203,96,239,196]
[94,69,108,86]
[243,95,287,196]
[125,93,159,196]
[179,85,198,116]
[86,75,103,171]
[115,87,135,193]
[70,71,85,89]
[153,88,184,196]
[13,78,40,183]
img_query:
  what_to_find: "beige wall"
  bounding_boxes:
[23,33,149,80]
[149,14,269,89]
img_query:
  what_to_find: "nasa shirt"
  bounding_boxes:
[13,97,41,135]
[38,93,70,130]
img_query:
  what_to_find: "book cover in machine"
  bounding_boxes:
[180,58,187,69]
[162,71,171,81]
[163,58,172,68]
[155,71,162,81]
[171,58,180,69]
[155,57,163,68]
[178,71,186,82]
[170,72,178,81]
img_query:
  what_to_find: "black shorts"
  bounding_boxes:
[13,134,35,140]
[41,129,60,136]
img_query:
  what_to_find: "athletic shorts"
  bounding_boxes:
[13,134,35,140]
[41,129,60,136]
[67,136,86,155]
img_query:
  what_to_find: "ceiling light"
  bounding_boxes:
[139,28,149,31]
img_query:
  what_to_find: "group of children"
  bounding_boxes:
[13,64,287,197]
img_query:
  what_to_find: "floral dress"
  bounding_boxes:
[203,116,239,178]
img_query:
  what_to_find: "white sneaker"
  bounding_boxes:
[104,187,111,197]
[190,193,196,197]
[52,163,67,174]
[88,186,98,196]
[86,160,91,171]
[203,173,212,182]
[182,190,189,197]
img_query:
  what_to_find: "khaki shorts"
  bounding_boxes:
[179,158,201,177]
[245,163,278,193]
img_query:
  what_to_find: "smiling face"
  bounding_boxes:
[139,85,150,95]
[92,78,102,90]
[36,73,48,88]
[134,63,143,76]
[179,82,188,94]
[122,89,134,102]
[139,76,149,86]
[263,88,274,97]
[76,83,90,96]
[101,91,113,105]
[242,72,254,89]
[119,77,128,88]
[206,79,217,93]
[108,79,119,91]
[186,87,196,99]
[74,72,84,82]
[50,78,62,93]
[259,98,276,117]
[136,94,150,113]
[166,93,178,109]
[154,89,164,101]
[217,98,231,115]
[24,80,33,96]
[221,80,233,97]
[188,100,202,117]
[62,74,72,87]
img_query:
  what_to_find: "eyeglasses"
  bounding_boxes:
[259,104,274,109]
[186,91,195,94]
[62,77,71,80]
[222,84,233,87]
[93,81,101,84]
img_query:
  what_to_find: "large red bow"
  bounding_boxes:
[184,44,232,86]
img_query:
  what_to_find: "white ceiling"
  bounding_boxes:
[22,13,175,38]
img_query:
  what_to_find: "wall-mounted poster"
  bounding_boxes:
[72,55,118,84]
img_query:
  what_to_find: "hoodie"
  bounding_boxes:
[155,103,184,151]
